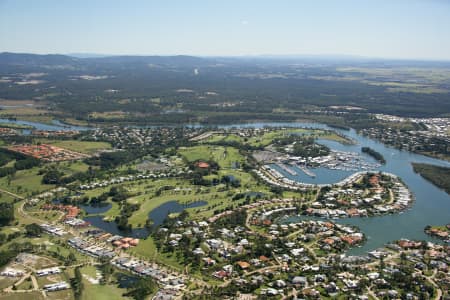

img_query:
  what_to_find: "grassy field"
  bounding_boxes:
[0,167,54,197]
[0,192,17,203]
[36,140,112,154]
[178,145,245,168]
[333,67,450,94]
[0,122,33,129]
[0,160,92,199]
[132,237,183,271]
[201,129,352,147]
[79,266,131,300]
[0,292,46,300]
[81,281,130,300]
[0,105,55,125]
[57,160,91,174]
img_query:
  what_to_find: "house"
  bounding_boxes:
[291,276,307,286]
[202,257,216,266]
[192,248,205,256]
[274,279,286,288]
[213,270,227,279]
[237,261,250,270]
[196,162,210,169]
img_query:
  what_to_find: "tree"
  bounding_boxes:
[42,168,64,184]
[100,263,114,284]
[25,223,43,237]
[65,253,76,266]
[123,278,157,300]
[71,266,83,300]
[0,203,14,226]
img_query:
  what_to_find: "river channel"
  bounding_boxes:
[221,122,450,255]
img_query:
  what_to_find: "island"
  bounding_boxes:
[361,146,386,164]
[412,163,450,194]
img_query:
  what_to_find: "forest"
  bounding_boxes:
[412,163,450,195]
[1,53,450,127]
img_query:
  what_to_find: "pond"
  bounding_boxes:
[116,273,140,289]
[148,200,207,227]
[79,202,112,214]
[83,216,151,238]
[82,200,207,238]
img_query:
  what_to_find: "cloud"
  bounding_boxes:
[241,20,249,26]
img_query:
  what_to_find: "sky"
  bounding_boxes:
[1,0,450,60]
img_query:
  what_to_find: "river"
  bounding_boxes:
[0,118,90,132]
[229,122,450,255]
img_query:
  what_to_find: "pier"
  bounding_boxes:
[276,163,297,175]
[298,164,316,177]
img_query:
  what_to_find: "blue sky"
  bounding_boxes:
[1,0,450,60]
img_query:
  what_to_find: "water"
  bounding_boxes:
[237,122,450,255]
[83,216,151,238]
[80,202,112,214]
[0,118,91,132]
[244,191,266,198]
[116,273,139,288]
[271,164,355,185]
[33,119,450,254]
[52,198,111,215]
[148,200,207,227]
[83,200,207,238]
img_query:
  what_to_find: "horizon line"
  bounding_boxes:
[2,51,450,63]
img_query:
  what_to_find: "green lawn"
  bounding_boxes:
[58,161,90,173]
[178,145,245,169]
[0,193,16,203]
[0,161,92,198]
[81,281,130,300]
[0,292,45,300]
[0,167,54,197]
[132,237,183,271]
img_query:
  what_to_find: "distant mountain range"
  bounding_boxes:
[0,52,212,68]
[1,52,449,69]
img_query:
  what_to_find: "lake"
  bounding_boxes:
[83,215,151,238]
[83,200,207,238]
[148,200,207,227]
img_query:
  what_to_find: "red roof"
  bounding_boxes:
[196,162,210,168]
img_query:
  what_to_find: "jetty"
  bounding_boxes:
[298,165,316,177]
[276,163,297,175]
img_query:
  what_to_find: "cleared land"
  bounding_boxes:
[36,140,111,154]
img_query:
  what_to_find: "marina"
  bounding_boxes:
[276,163,297,175]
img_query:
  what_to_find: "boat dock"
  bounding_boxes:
[298,165,316,177]
[276,163,297,176]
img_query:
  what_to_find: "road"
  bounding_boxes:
[0,187,24,200]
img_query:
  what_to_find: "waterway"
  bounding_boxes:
[0,118,90,132]
[10,119,450,254]
[231,122,450,255]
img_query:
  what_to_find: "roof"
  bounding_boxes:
[237,261,250,269]
[196,162,210,168]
